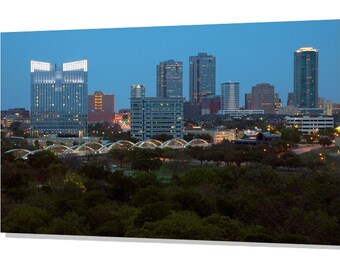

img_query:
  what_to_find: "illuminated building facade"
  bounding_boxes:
[221,82,240,110]
[294,47,319,108]
[88,91,115,122]
[189,52,216,103]
[130,84,146,98]
[30,60,88,137]
[130,87,184,140]
[285,116,334,134]
[1,108,30,128]
[157,60,183,98]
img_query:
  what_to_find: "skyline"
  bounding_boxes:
[1,19,340,111]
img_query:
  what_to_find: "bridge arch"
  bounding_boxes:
[4,149,32,159]
[185,138,210,148]
[160,138,188,149]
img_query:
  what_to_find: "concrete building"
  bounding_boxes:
[285,116,334,134]
[218,109,264,117]
[251,83,275,114]
[30,60,88,137]
[245,93,252,110]
[201,95,221,115]
[183,128,237,144]
[183,102,201,119]
[1,108,30,128]
[88,91,115,122]
[287,92,294,106]
[130,88,184,140]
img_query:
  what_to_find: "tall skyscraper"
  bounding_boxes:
[221,82,240,110]
[130,84,146,98]
[251,83,275,114]
[189,52,216,103]
[88,91,115,123]
[156,59,183,98]
[30,60,88,137]
[293,47,319,108]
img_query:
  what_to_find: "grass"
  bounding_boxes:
[299,146,340,168]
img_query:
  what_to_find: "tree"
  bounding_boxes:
[9,122,25,137]
[46,140,53,146]
[151,134,173,142]
[27,150,60,169]
[2,206,50,233]
[280,127,302,144]
[134,202,172,227]
[319,136,332,147]
[109,148,128,168]
[34,140,40,148]
[129,148,162,172]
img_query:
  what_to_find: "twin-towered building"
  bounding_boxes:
[30,60,88,137]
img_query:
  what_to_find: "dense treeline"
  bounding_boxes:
[2,146,340,245]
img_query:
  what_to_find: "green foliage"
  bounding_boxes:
[319,136,333,147]
[2,143,340,245]
[27,150,60,169]
[46,140,53,146]
[129,148,162,172]
[2,206,50,233]
[43,212,90,235]
[280,127,302,144]
[109,148,128,168]
[151,134,173,142]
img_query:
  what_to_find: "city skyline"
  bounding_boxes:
[1,20,340,111]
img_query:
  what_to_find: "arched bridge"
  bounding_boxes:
[4,138,210,159]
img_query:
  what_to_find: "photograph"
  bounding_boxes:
[1,1,340,268]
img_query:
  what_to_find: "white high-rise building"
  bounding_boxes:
[30,60,88,137]
[221,82,240,110]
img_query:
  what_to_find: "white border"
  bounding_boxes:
[1,1,340,270]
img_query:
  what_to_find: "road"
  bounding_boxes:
[291,144,333,155]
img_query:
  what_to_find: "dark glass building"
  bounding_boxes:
[293,47,319,108]
[189,52,216,103]
[156,60,183,98]
[30,60,88,137]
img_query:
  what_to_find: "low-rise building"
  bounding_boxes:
[130,97,184,140]
[218,109,264,117]
[285,116,334,134]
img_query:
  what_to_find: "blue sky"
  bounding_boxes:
[1,19,339,111]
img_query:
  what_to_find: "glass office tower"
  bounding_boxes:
[156,60,183,98]
[293,47,319,108]
[221,82,240,110]
[189,52,216,103]
[30,60,88,137]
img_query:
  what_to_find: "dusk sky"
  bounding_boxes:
[1,19,339,111]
